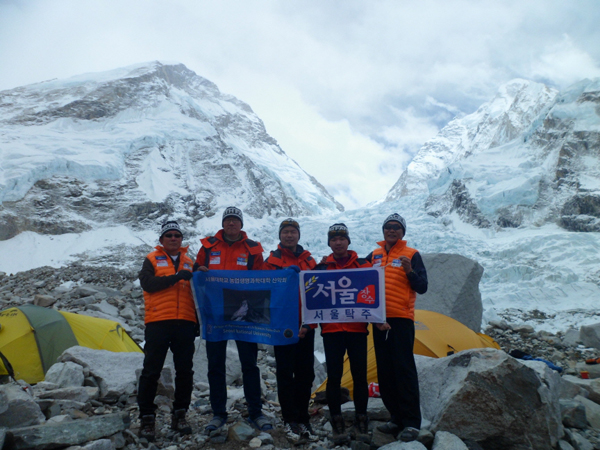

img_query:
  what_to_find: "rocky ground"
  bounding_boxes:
[2,263,600,450]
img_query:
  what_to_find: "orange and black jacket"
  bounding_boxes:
[139,246,197,324]
[366,240,427,320]
[264,244,317,329]
[314,250,372,334]
[194,229,264,271]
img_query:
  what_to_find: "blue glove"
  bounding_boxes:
[287,265,301,273]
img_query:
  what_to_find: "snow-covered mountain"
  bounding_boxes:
[0,62,343,242]
[387,78,600,233]
[1,65,599,332]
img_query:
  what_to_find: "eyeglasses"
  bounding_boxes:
[384,224,403,231]
[163,233,182,239]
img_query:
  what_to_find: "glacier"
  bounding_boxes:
[1,63,600,333]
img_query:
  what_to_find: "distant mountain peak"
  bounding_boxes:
[385,77,600,232]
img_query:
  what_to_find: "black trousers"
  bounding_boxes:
[274,328,315,424]
[323,331,368,416]
[206,339,263,420]
[373,317,421,429]
[137,320,196,416]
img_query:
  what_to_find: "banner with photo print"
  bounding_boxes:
[192,269,300,345]
[300,267,385,324]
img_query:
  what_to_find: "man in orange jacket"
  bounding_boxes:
[194,207,272,434]
[316,223,372,445]
[367,213,428,443]
[264,218,318,444]
[138,220,196,441]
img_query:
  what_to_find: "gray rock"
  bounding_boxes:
[561,375,600,403]
[558,440,575,450]
[109,432,126,449]
[370,426,397,448]
[119,307,136,321]
[0,383,46,428]
[564,429,594,450]
[563,328,582,347]
[58,346,143,401]
[487,319,510,330]
[34,294,57,307]
[229,420,258,442]
[68,439,115,450]
[574,395,600,429]
[432,431,469,450]
[512,324,535,335]
[47,414,73,424]
[257,431,273,444]
[580,323,600,350]
[45,362,85,388]
[417,349,562,450]
[87,300,119,318]
[378,441,428,450]
[36,386,99,403]
[7,412,129,450]
[559,399,588,429]
[416,253,483,332]
[0,427,6,450]
[73,286,101,298]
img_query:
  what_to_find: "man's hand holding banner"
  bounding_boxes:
[192,269,300,346]
[300,267,386,324]
[192,267,385,345]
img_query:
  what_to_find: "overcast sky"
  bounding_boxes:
[1,0,599,209]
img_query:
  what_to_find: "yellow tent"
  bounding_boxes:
[314,309,500,396]
[0,305,142,384]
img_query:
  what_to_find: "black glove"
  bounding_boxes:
[177,270,193,281]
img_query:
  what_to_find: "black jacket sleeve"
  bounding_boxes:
[407,252,428,295]
[139,257,181,293]
[365,251,373,263]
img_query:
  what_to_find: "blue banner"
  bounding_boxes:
[192,269,300,345]
[300,267,386,324]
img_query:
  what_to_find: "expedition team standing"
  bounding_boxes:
[138,208,427,444]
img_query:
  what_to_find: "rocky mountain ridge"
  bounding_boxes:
[0,62,343,242]
[387,78,600,232]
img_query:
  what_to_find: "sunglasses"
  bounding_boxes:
[163,233,182,239]
[384,224,403,231]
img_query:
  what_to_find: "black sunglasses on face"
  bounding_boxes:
[164,233,182,238]
[384,224,403,231]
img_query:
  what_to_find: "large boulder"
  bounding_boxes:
[0,383,46,428]
[417,348,563,450]
[580,323,600,350]
[44,362,85,388]
[6,412,129,450]
[416,253,484,332]
[58,346,143,401]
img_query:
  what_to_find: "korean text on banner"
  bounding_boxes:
[300,267,385,324]
[192,269,300,346]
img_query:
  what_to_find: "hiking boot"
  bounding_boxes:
[377,420,400,435]
[298,422,319,442]
[353,414,370,443]
[330,414,349,445]
[171,409,192,435]
[139,415,156,442]
[398,426,420,442]
[283,422,302,444]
